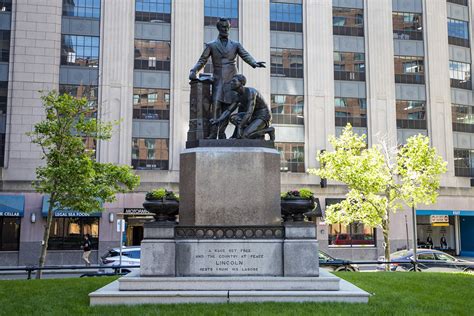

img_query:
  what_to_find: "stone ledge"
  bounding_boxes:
[186,139,274,149]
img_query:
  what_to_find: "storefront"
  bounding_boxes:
[41,196,100,250]
[122,208,154,246]
[416,210,474,256]
[0,195,24,252]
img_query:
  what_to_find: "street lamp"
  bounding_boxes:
[412,204,418,271]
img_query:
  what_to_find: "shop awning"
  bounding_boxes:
[0,195,25,217]
[41,196,102,217]
[417,210,474,216]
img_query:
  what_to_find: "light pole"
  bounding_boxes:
[411,204,418,271]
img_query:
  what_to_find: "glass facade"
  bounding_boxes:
[452,104,474,133]
[328,222,376,247]
[0,217,20,251]
[61,35,99,68]
[48,217,99,250]
[333,52,365,81]
[392,12,423,40]
[454,148,474,177]
[396,100,426,129]
[448,18,469,47]
[0,30,10,63]
[133,88,170,120]
[132,138,169,170]
[135,0,171,23]
[134,40,171,71]
[449,60,472,89]
[270,1,303,32]
[62,0,101,19]
[394,55,425,84]
[204,0,238,27]
[0,0,12,12]
[271,94,304,125]
[276,142,305,173]
[335,97,367,127]
[270,48,303,78]
[333,7,364,37]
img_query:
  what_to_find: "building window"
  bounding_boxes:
[396,100,426,129]
[132,138,169,170]
[454,148,474,177]
[0,30,10,63]
[204,0,238,28]
[0,0,12,12]
[135,0,171,23]
[61,35,99,68]
[449,60,471,89]
[271,95,304,125]
[335,97,367,127]
[392,12,423,40]
[134,40,171,71]
[270,1,302,32]
[48,217,99,250]
[448,18,469,47]
[62,0,100,18]
[334,52,365,81]
[271,48,303,78]
[276,142,304,173]
[394,56,425,84]
[59,84,98,110]
[447,0,468,5]
[133,88,170,120]
[452,104,474,133]
[0,217,20,251]
[329,222,376,247]
[333,7,364,37]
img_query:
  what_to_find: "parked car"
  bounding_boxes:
[99,247,141,273]
[319,250,360,271]
[377,249,474,272]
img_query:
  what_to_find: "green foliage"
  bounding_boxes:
[308,124,447,260]
[28,91,140,213]
[281,188,314,200]
[146,188,179,201]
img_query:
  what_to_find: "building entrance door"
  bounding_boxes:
[460,216,474,256]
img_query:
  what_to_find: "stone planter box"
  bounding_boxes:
[281,199,315,222]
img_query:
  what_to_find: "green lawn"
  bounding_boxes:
[0,272,473,316]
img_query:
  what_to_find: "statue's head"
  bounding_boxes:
[230,74,246,91]
[216,18,230,38]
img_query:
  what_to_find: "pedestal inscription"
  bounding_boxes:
[176,240,283,276]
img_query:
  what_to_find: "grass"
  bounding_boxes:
[0,272,473,315]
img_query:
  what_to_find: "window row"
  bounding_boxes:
[0,217,20,251]
[0,0,11,12]
[450,60,472,89]
[454,148,474,177]
[270,1,302,32]
[271,94,304,125]
[329,222,375,247]
[276,142,304,173]
[63,0,100,19]
[132,138,169,170]
[133,88,170,120]
[452,104,474,133]
[61,35,99,68]
[333,7,364,37]
[334,52,365,81]
[0,30,10,63]
[135,0,171,23]
[394,55,425,84]
[335,97,367,128]
[204,0,238,27]
[270,48,303,78]
[48,217,99,250]
[393,12,423,40]
[134,40,171,71]
[448,18,470,47]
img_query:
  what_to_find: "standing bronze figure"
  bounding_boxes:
[189,18,265,139]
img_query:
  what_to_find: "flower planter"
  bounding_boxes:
[143,199,179,223]
[281,198,315,222]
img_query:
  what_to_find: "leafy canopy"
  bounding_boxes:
[308,124,447,228]
[28,92,140,213]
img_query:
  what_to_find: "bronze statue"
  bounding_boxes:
[210,74,275,140]
[189,18,265,139]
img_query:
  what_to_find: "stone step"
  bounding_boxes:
[89,278,370,306]
[119,275,340,291]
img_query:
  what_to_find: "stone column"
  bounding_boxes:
[424,1,455,181]
[3,0,62,181]
[239,0,271,102]
[96,0,135,165]
[365,0,397,148]
[168,0,204,171]
[304,0,335,169]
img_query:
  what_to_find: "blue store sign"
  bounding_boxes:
[41,196,101,217]
[417,210,474,216]
[0,195,25,217]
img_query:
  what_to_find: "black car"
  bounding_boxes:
[319,250,359,271]
[378,249,474,272]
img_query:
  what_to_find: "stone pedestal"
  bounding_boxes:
[179,146,281,226]
[283,223,319,277]
[140,223,176,277]
[187,78,212,141]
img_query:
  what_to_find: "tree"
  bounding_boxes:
[28,92,140,278]
[308,124,447,263]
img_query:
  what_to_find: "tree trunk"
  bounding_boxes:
[382,214,391,271]
[36,194,56,279]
